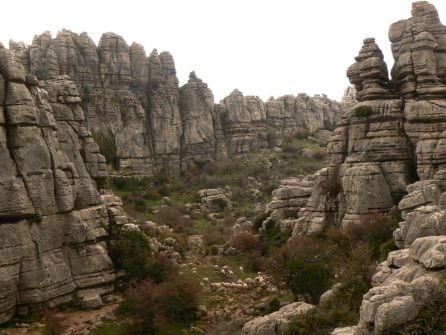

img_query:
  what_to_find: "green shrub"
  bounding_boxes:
[323,120,335,131]
[117,274,202,334]
[286,278,370,335]
[117,281,157,335]
[354,105,373,117]
[267,297,281,314]
[282,143,300,153]
[333,213,399,261]
[273,236,336,303]
[146,255,177,284]
[81,85,95,105]
[252,212,271,232]
[261,220,291,255]
[157,274,202,322]
[110,231,152,280]
[111,177,151,192]
[286,258,332,304]
[203,225,228,247]
[155,205,193,234]
[231,232,263,256]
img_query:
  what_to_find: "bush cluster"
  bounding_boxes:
[109,231,176,283]
[272,214,399,334]
[117,273,202,335]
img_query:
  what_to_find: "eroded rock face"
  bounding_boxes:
[265,93,341,135]
[241,302,314,335]
[179,71,215,164]
[10,31,345,175]
[308,4,446,333]
[390,1,446,98]
[0,46,125,324]
[354,181,446,334]
[295,1,446,234]
[266,174,317,232]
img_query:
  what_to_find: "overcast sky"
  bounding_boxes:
[1,0,445,101]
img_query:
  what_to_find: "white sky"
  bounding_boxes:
[1,0,445,102]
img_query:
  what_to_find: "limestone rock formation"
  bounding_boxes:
[179,71,215,164]
[353,179,446,334]
[390,1,446,98]
[292,2,446,334]
[266,174,317,231]
[0,46,125,324]
[215,89,268,156]
[241,302,314,335]
[266,93,341,134]
[198,187,232,212]
[9,31,345,175]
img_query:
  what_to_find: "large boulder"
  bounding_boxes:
[241,302,314,335]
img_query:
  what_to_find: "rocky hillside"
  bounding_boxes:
[0,45,126,324]
[9,31,349,176]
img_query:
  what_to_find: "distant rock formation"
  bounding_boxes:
[9,30,348,175]
[0,44,126,323]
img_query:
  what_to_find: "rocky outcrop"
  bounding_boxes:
[198,187,232,212]
[352,180,446,334]
[179,71,215,164]
[297,2,446,334]
[215,90,268,156]
[293,1,446,234]
[266,93,341,134]
[241,302,314,335]
[266,174,317,231]
[0,45,125,324]
[8,31,345,175]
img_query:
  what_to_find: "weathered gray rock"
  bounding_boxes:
[346,38,392,101]
[267,174,317,231]
[331,327,357,335]
[0,49,125,324]
[179,72,215,164]
[198,187,232,212]
[390,1,446,98]
[410,236,446,268]
[265,93,341,135]
[241,302,314,335]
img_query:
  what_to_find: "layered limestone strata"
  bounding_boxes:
[346,180,446,334]
[294,1,446,235]
[266,174,317,232]
[272,1,446,334]
[9,30,346,175]
[0,45,125,323]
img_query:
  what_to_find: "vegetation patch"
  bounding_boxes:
[354,105,373,117]
[116,274,201,335]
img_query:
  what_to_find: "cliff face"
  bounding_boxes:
[0,45,126,323]
[10,30,346,175]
